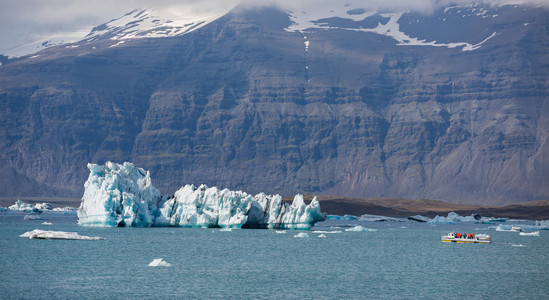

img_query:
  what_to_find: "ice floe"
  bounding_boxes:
[4,200,77,214]
[294,232,309,238]
[20,229,104,240]
[148,258,172,267]
[519,231,540,236]
[345,225,377,232]
[77,162,326,229]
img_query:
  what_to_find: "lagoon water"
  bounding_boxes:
[1,211,547,299]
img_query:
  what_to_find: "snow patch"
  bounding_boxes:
[286,5,496,51]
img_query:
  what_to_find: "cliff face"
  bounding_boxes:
[0,4,548,205]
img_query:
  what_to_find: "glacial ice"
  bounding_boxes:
[427,212,503,224]
[148,258,171,267]
[78,162,326,229]
[20,229,105,240]
[78,162,162,227]
[326,215,358,220]
[6,200,77,214]
[345,225,376,232]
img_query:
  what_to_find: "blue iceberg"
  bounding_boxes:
[77,162,326,229]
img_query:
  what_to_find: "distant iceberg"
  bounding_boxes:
[78,162,326,229]
[427,212,506,224]
[5,199,77,214]
[326,214,357,220]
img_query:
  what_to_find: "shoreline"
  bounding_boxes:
[2,196,548,220]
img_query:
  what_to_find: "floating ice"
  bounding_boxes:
[535,220,549,230]
[318,234,327,238]
[148,258,172,267]
[345,225,376,232]
[427,212,504,224]
[78,162,162,227]
[294,232,309,238]
[24,214,42,220]
[326,215,357,221]
[41,222,53,225]
[20,229,104,240]
[6,200,77,214]
[519,231,540,236]
[78,162,326,229]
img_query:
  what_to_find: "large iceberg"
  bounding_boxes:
[78,162,326,229]
[78,162,161,227]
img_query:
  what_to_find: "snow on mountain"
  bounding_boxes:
[1,6,235,58]
[284,3,497,51]
[82,8,227,42]
[0,2,516,58]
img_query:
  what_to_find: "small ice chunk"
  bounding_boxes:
[148,258,172,267]
[24,215,42,220]
[519,231,539,236]
[345,225,376,232]
[219,228,232,232]
[41,222,53,225]
[293,232,309,238]
[318,234,327,238]
[275,230,286,234]
[20,229,104,240]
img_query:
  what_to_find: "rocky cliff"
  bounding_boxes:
[0,3,548,205]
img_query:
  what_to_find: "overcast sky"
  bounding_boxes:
[0,0,544,53]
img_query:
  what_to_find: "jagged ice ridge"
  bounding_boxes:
[77,162,325,229]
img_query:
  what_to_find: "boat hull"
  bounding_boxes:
[441,238,490,244]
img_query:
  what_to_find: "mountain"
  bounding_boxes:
[0,2,548,205]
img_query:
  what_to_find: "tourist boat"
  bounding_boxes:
[441,232,491,244]
[511,226,523,232]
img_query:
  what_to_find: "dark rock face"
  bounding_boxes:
[0,4,548,205]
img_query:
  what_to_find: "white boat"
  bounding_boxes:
[519,231,539,236]
[441,232,491,244]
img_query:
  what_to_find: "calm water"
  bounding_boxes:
[1,211,547,299]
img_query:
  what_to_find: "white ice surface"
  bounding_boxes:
[77,162,161,227]
[148,258,172,267]
[20,229,104,240]
[345,225,376,232]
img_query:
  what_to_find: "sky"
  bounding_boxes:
[0,0,544,54]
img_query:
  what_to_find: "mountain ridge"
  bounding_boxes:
[0,2,548,205]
